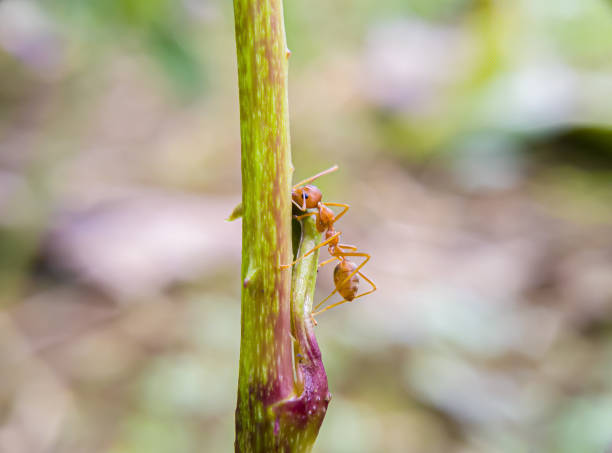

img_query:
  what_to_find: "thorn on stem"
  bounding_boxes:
[243,265,259,288]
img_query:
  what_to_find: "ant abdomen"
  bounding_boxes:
[333,260,359,301]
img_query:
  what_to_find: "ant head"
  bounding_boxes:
[292,184,322,210]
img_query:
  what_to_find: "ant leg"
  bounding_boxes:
[312,272,376,318]
[322,202,350,223]
[280,231,341,269]
[316,245,355,271]
[312,298,349,317]
[292,165,339,189]
[313,285,339,311]
[318,256,340,269]
[352,271,377,299]
[295,212,316,221]
[292,198,307,211]
[309,313,318,327]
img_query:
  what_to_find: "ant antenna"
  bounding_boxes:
[293,165,338,189]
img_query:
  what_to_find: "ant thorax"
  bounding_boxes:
[316,204,335,232]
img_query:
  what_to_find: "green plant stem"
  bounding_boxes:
[287,215,332,451]
[233,0,329,451]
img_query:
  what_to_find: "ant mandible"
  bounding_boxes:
[281,165,376,317]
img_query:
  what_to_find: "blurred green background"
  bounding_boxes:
[1,0,612,452]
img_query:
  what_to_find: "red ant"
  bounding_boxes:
[282,166,376,318]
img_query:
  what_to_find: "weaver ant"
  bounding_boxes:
[282,165,376,318]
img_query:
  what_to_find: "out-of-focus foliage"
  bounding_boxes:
[1,0,612,452]
[54,0,205,95]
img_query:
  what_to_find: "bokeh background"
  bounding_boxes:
[2,0,612,452]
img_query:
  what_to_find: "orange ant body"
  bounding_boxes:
[282,165,376,318]
[311,258,376,317]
